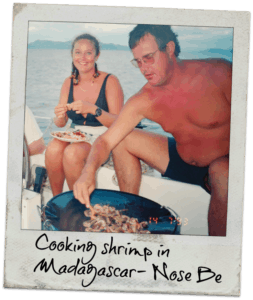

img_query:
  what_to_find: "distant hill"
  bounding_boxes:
[28,40,129,51]
[28,41,233,61]
[179,47,233,62]
[200,48,233,56]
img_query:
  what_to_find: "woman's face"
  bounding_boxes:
[72,39,99,74]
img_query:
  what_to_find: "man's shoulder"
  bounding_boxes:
[126,85,156,114]
[130,85,157,103]
[201,59,232,86]
[202,59,231,74]
[184,58,231,73]
[182,59,232,86]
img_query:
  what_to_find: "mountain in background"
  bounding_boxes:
[28,40,233,61]
[28,40,129,50]
[179,47,233,62]
[200,48,233,56]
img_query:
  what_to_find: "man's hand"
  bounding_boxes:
[73,170,96,207]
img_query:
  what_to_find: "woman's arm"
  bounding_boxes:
[54,78,70,128]
[94,74,124,127]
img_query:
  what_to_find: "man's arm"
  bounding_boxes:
[211,59,232,104]
[73,93,148,207]
[223,63,232,104]
[28,137,46,156]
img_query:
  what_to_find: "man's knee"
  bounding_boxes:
[209,156,229,177]
[208,156,229,191]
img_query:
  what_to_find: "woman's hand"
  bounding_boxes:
[54,104,67,119]
[73,170,96,207]
[69,100,96,115]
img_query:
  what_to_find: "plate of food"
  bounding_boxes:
[50,130,91,143]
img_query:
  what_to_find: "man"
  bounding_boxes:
[25,106,46,156]
[73,25,231,236]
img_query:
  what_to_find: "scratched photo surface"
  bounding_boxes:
[23,21,233,237]
[6,3,250,296]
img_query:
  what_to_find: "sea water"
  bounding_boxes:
[25,49,232,144]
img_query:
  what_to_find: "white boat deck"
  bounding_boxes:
[22,123,211,235]
[27,152,211,236]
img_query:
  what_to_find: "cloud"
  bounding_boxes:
[173,26,233,51]
[178,34,205,41]
[27,22,233,49]
[49,27,63,33]
[85,23,134,33]
[173,26,233,38]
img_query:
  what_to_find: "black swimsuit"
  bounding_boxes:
[162,137,210,194]
[67,74,110,127]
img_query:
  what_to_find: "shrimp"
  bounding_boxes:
[82,204,151,234]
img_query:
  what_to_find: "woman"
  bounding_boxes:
[45,34,124,196]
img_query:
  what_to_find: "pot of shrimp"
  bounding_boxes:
[44,189,180,234]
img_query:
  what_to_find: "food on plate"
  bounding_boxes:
[83,204,150,234]
[51,130,86,141]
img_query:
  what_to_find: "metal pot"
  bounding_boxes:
[44,189,180,234]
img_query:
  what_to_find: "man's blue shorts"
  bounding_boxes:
[162,137,210,194]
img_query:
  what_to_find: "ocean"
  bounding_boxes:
[25,48,232,144]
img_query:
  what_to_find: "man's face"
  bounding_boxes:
[132,33,173,86]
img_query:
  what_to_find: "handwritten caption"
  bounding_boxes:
[34,234,222,287]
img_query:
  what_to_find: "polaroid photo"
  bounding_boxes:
[4,3,250,297]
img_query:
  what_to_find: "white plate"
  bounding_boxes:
[50,131,92,143]
[73,125,107,136]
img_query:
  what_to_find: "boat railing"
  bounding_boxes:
[34,115,54,138]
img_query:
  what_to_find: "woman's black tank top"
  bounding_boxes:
[67,74,110,127]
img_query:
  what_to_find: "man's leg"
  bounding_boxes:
[208,156,229,236]
[112,129,169,194]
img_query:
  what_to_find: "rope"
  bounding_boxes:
[34,116,52,120]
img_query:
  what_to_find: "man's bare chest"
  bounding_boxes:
[145,85,231,134]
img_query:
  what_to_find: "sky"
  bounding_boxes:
[28,21,233,51]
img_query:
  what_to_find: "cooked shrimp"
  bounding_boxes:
[83,204,151,234]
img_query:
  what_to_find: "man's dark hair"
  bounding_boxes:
[129,25,181,57]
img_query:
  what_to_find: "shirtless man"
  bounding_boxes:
[73,25,231,236]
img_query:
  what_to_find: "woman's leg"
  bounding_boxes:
[45,138,69,196]
[63,142,92,190]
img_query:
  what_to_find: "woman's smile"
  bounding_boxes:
[72,39,97,73]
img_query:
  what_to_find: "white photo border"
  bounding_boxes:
[4,3,250,296]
